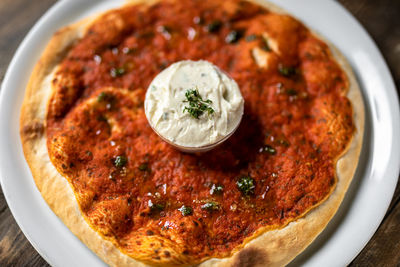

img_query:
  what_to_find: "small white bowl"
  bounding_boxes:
[147,115,243,153]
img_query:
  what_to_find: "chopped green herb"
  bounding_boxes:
[225,30,244,44]
[139,163,150,172]
[183,88,214,119]
[261,37,271,52]
[237,175,255,196]
[97,92,116,110]
[264,145,276,155]
[159,25,172,34]
[114,156,127,168]
[245,34,258,42]
[178,205,193,216]
[286,88,298,96]
[97,92,116,108]
[110,67,125,78]
[148,200,164,212]
[97,92,107,102]
[210,184,224,195]
[206,20,222,33]
[201,201,220,211]
[278,64,297,77]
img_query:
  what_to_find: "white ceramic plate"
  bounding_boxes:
[0,0,399,266]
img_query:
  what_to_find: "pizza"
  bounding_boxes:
[20,0,364,266]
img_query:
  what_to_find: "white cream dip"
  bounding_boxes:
[144,60,244,150]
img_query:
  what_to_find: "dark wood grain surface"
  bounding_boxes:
[0,0,399,266]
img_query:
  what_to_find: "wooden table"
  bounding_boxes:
[0,0,399,266]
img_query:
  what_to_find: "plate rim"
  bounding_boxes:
[0,0,399,266]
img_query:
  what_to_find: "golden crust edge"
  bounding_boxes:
[19,13,149,267]
[19,0,365,267]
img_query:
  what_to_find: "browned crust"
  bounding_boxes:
[20,0,364,266]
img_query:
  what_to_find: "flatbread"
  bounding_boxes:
[20,0,364,266]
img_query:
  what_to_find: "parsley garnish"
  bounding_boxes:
[201,201,220,212]
[148,200,164,213]
[261,36,272,52]
[114,155,127,168]
[210,184,224,195]
[225,30,244,44]
[237,175,255,196]
[110,67,125,78]
[206,20,222,33]
[178,205,193,216]
[285,88,298,96]
[278,64,297,77]
[183,89,214,119]
[264,145,276,155]
[138,163,150,172]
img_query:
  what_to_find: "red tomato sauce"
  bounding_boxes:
[47,0,354,263]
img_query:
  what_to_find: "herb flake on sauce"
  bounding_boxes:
[225,30,244,44]
[237,175,255,195]
[201,201,220,211]
[114,155,127,168]
[278,64,297,77]
[206,20,222,33]
[110,67,126,77]
[178,205,193,216]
